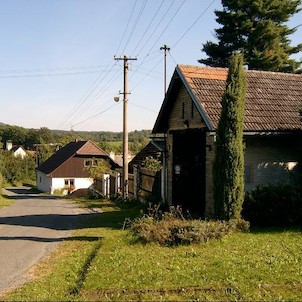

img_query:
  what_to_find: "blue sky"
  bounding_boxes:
[0,0,301,132]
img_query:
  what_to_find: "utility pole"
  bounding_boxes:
[114,55,137,199]
[160,44,170,96]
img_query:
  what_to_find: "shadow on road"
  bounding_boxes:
[0,235,102,243]
[2,187,62,200]
[0,213,100,231]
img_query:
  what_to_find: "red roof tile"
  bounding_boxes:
[178,65,302,131]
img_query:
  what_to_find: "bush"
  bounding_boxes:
[129,205,249,246]
[0,172,2,194]
[242,184,302,227]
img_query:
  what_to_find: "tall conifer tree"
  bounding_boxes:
[214,53,246,220]
[199,0,302,72]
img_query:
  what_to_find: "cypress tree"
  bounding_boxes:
[213,53,246,220]
[199,0,302,72]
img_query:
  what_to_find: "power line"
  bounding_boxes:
[172,0,216,48]
[0,70,105,79]
[0,64,106,74]
[115,0,138,56]
[130,0,165,57]
[128,0,184,83]
[130,101,158,113]
[121,0,149,55]
[57,60,118,130]
[72,103,120,128]
[145,0,185,56]
[134,0,175,57]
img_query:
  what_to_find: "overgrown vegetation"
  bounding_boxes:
[130,205,249,246]
[0,151,36,186]
[141,153,162,172]
[214,53,246,220]
[243,184,302,227]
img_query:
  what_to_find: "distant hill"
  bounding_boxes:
[0,122,7,126]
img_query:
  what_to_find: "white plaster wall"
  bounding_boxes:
[37,173,93,194]
[36,171,52,193]
[14,147,27,159]
[51,177,93,194]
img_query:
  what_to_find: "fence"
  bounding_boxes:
[95,167,161,201]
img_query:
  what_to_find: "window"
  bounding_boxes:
[64,179,75,187]
[84,159,98,167]
[84,159,91,167]
[191,100,194,118]
[182,102,185,119]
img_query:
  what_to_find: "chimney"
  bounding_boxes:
[109,152,115,160]
[6,140,13,151]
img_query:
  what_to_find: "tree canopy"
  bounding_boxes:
[199,0,302,72]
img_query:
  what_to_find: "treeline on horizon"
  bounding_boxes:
[0,124,152,155]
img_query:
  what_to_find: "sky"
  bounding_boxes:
[0,0,301,132]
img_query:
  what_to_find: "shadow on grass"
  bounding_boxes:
[249,226,302,234]
[78,205,142,230]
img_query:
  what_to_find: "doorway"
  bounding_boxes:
[172,129,206,217]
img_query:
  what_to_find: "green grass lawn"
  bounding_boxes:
[2,199,302,301]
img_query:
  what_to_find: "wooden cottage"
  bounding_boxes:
[152,65,302,217]
[36,140,119,194]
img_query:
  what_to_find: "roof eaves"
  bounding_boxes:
[176,65,214,131]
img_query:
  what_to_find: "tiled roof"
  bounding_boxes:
[36,140,109,175]
[178,65,302,131]
[128,142,160,172]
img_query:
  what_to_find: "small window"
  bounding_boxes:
[92,159,98,167]
[39,176,42,183]
[191,100,194,118]
[64,179,75,187]
[182,102,185,119]
[84,159,91,167]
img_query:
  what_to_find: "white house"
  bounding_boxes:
[36,140,120,194]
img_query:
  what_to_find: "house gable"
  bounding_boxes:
[153,64,302,134]
[36,140,119,177]
[168,85,207,131]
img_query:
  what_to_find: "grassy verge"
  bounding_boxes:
[0,195,14,209]
[2,199,302,301]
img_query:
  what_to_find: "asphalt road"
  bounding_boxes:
[0,186,91,295]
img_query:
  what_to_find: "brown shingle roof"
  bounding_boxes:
[155,65,302,132]
[36,140,110,175]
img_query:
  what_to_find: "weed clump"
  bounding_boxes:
[129,205,249,246]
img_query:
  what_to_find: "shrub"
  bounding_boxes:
[0,172,2,194]
[242,184,302,227]
[129,205,249,246]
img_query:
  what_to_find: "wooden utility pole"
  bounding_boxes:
[114,55,137,199]
[160,44,170,96]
